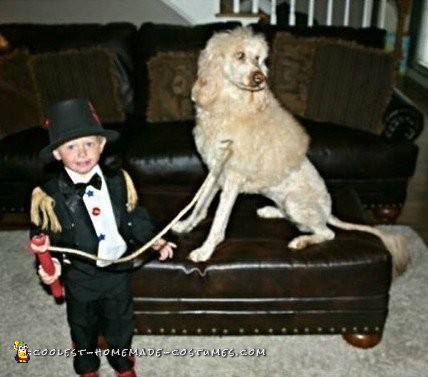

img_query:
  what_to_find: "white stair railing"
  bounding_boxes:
[221,0,389,28]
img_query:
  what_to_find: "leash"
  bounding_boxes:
[32,140,233,265]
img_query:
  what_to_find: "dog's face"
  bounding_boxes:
[222,33,269,92]
[192,28,270,107]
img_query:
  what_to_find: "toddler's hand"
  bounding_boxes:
[152,238,176,261]
[38,258,61,285]
[29,234,51,254]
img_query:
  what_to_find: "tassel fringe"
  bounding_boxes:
[377,232,411,278]
[121,169,138,212]
[30,187,62,233]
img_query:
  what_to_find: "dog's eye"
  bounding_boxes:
[235,51,245,60]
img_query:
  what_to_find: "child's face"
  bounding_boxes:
[52,136,106,175]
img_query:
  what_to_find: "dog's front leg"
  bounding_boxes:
[173,139,232,234]
[188,178,240,262]
[172,172,220,233]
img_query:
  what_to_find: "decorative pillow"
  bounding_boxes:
[270,32,395,134]
[146,50,199,123]
[306,41,395,134]
[30,47,125,124]
[269,32,317,116]
[0,49,42,139]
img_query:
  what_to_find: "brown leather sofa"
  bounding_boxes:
[0,21,424,348]
[0,22,422,222]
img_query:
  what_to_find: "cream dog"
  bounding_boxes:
[172,27,410,277]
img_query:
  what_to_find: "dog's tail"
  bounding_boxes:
[327,215,411,278]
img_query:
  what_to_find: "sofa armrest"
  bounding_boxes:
[381,88,424,142]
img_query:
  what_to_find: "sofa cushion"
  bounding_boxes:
[0,23,137,113]
[122,119,418,184]
[135,22,241,120]
[269,32,395,134]
[0,49,42,139]
[30,47,125,123]
[306,41,395,134]
[146,50,199,123]
[123,121,205,185]
[134,211,391,298]
[131,207,391,334]
[303,118,418,179]
[268,32,317,116]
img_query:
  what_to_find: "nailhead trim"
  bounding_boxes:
[138,325,381,335]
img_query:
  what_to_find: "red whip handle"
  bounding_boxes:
[30,234,63,298]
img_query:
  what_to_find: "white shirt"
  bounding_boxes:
[65,165,127,267]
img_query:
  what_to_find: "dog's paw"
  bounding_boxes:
[257,206,285,219]
[288,235,312,250]
[288,231,334,250]
[188,247,213,262]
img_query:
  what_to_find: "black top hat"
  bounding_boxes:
[39,98,120,161]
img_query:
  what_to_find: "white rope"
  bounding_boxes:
[45,141,232,264]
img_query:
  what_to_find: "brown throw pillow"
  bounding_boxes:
[30,47,125,124]
[0,49,42,139]
[306,41,395,134]
[146,50,199,123]
[269,32,317,116]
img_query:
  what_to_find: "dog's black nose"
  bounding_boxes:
[252,71,265,86]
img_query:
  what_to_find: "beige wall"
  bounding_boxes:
[0,0,188,25]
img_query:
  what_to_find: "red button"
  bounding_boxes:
[92,207,101,216]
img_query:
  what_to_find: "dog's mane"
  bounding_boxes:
[192,27,309,190]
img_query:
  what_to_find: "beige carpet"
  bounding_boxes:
[1,226,427,377]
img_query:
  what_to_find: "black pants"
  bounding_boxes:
[64,267,135,374]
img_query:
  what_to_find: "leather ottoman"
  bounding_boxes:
[131,199,392,349]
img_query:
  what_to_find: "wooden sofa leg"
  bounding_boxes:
[342,333,383,349]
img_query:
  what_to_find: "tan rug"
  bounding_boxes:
[0,226,427,377]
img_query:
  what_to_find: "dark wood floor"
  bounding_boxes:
[396,77,428,243]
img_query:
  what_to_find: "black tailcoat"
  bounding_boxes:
[30,167,156,278]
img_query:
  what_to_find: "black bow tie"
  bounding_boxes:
[74,173,102,197]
